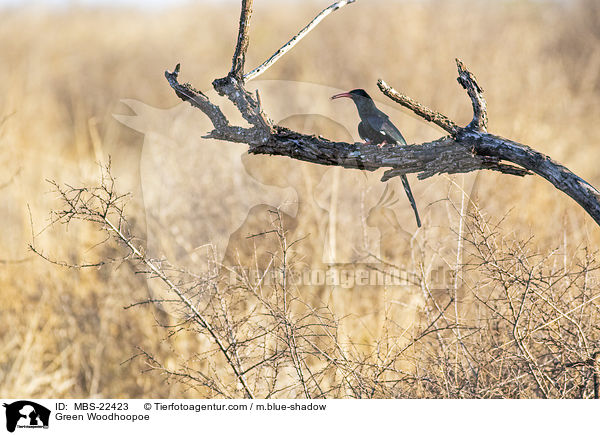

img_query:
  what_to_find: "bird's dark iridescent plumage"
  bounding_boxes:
[332,89,421,227]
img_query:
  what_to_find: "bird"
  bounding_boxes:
[331,89,421,228]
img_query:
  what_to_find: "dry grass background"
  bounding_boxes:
[1,0,600,398]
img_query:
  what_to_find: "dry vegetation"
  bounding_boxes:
[1,0,600,398]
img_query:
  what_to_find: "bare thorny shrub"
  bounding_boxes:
[401,210,600,398]
[34,165,600,398]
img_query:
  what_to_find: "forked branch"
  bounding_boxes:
[165,0,600,227]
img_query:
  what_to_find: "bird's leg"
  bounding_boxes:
[377,140,388,148]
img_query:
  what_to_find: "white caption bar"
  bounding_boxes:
[0,399,596,434]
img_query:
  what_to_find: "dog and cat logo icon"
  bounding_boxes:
[2,401,50,432]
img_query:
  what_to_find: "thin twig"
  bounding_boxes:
[244,0,357,81]
[377,79,459,135]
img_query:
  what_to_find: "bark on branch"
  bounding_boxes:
[164,0,600,227]
[231,0,253,79]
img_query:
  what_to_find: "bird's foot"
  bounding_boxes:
[377,141,388,148]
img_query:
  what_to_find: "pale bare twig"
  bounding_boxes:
[244,0,357,81]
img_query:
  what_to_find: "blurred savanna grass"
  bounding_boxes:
[1,0,600,397]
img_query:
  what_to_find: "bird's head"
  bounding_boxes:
[331,88,371,101]
[331,89,376,114]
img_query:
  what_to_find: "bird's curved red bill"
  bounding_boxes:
[330,92,353,100]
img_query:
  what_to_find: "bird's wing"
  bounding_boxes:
[366,111,406,145]
[358,122,372,143]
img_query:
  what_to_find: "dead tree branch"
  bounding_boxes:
[165,0,600,227]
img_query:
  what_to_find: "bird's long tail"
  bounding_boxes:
[400,174,421,228]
